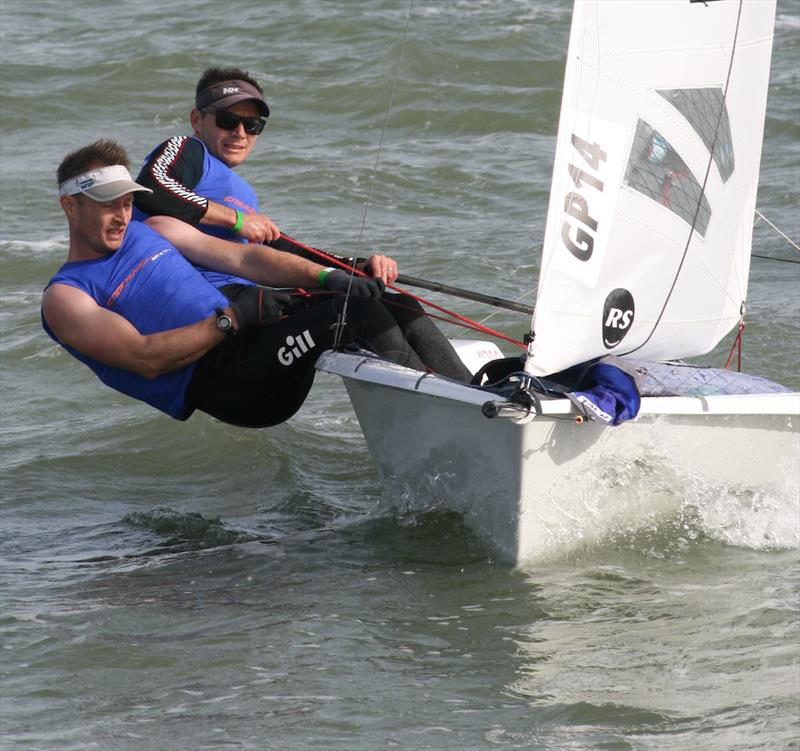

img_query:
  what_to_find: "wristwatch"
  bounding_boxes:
[215,308,236,336]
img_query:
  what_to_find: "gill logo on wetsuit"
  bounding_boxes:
[277,330,316,366]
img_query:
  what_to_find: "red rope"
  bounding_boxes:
[723,320,745,371]
[278,233,527,349]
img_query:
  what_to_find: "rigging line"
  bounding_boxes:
[752,252,800,265]
[377,294,527,346]
[754,209,800,252]
[477,288,537,327]
[383,282,527,348]
[289,287,523,341]
[333,0,416,349]
[624,0,744,358]
[278,233,527,347]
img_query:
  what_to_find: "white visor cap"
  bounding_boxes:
[58,165,153,202]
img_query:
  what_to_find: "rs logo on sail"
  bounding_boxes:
[277,330,316,366]
[602,288,635,349]
[562,133,607,262]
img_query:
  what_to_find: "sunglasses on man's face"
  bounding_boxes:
[205,109,266,136]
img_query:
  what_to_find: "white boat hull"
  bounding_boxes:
[317,350,800,566]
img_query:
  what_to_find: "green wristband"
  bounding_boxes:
[232,210,244,234]
[318,267,335,285]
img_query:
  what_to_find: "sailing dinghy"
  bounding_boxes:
[316,0,800,565]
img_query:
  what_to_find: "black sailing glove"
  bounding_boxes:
[322,269,385,299]
[226,285,292,329]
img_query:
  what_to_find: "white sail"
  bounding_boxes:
[526,0,776,377]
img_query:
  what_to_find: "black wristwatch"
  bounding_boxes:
[215,308,236,336]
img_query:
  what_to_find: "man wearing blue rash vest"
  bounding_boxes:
[43,140,463,428]
[133,66,471,383]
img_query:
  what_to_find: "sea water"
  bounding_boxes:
[1,1,798,749]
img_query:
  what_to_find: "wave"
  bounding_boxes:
[0,236,68,255]
[775,12,800,30]
[120,507,259,548]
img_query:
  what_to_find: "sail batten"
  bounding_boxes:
[527,0,776,377]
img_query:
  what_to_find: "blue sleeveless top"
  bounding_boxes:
[42,221,229,420]
[134,136,258,289]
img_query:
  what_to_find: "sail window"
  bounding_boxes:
[658,87,734,182]
[623,119,710,236]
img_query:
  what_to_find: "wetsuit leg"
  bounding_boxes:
[380,292,471,382]
[187,296,427,428]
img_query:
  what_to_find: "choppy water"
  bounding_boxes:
[1,1,799,749]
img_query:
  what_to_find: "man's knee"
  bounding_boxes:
[342,296,391,321]
[384,292,423,313]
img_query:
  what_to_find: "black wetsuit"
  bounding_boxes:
[187,283,472,427]
[188,294,407,427]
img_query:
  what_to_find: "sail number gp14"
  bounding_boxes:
[557,124,635,350]
[561,133,607,262]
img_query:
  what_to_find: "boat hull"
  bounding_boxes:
[316,350,800,565]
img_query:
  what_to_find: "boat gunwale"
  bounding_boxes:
[316,349,800,418]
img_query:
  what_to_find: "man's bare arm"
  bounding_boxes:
[42,283,233,379]
[146,215,326,287]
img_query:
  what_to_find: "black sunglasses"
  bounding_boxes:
[204,108,266,136]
